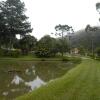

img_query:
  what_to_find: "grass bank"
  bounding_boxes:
[16,59,100,100]
[0,55,81,62]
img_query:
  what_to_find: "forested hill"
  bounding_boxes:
[71,27,100,51]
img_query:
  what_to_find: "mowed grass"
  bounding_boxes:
[16,59,100,100]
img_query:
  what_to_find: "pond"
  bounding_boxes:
[0,60,76,100]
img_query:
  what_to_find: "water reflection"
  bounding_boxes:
[11,75,46,91]
[25,76,46,91]
[25,69,30,74]
[2,92,8,96]
[11,75,24,85]
[25,66,36,75]
[0,61,75,99]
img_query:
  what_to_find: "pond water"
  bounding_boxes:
[0,60,76,100]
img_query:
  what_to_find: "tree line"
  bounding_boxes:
[0,0,74,57]
[0,0,100,58]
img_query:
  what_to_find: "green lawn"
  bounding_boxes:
[16,59,100,100]
[0,55,63,61]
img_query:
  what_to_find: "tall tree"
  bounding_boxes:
[96,3,100,23]
[35,35,57,57]
[55,37,68,55]
[96,3,100,14]
[85,25,98,56]
[0,0,33,48]
[19,35,37,55]
[53,24,74,56]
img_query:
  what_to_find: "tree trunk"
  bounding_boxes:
[62,31,64,57]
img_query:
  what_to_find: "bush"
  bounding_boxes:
[95,57,100,61]
[0,49,4,56]
[41,58,46,61]
[88,53,95,59]
[10,50,21,57]
[35,48,51,58]
[95,48,100,57]
[62,57,69,62]
[0,49,21,58]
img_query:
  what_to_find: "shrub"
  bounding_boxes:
[35,48,51,58]
[95,48,100,57]
[0,49,21,58]
[0,49,4,56]
[10,50,21,58]
[41,58,46,61]
[88,53,95,59]
[62,57,69,62]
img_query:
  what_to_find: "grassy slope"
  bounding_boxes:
[16,59,100,100]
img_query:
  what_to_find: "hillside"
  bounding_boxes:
[71,28,100,51]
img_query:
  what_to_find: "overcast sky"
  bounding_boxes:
[22,0,100,39]
[1,0,100,39]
